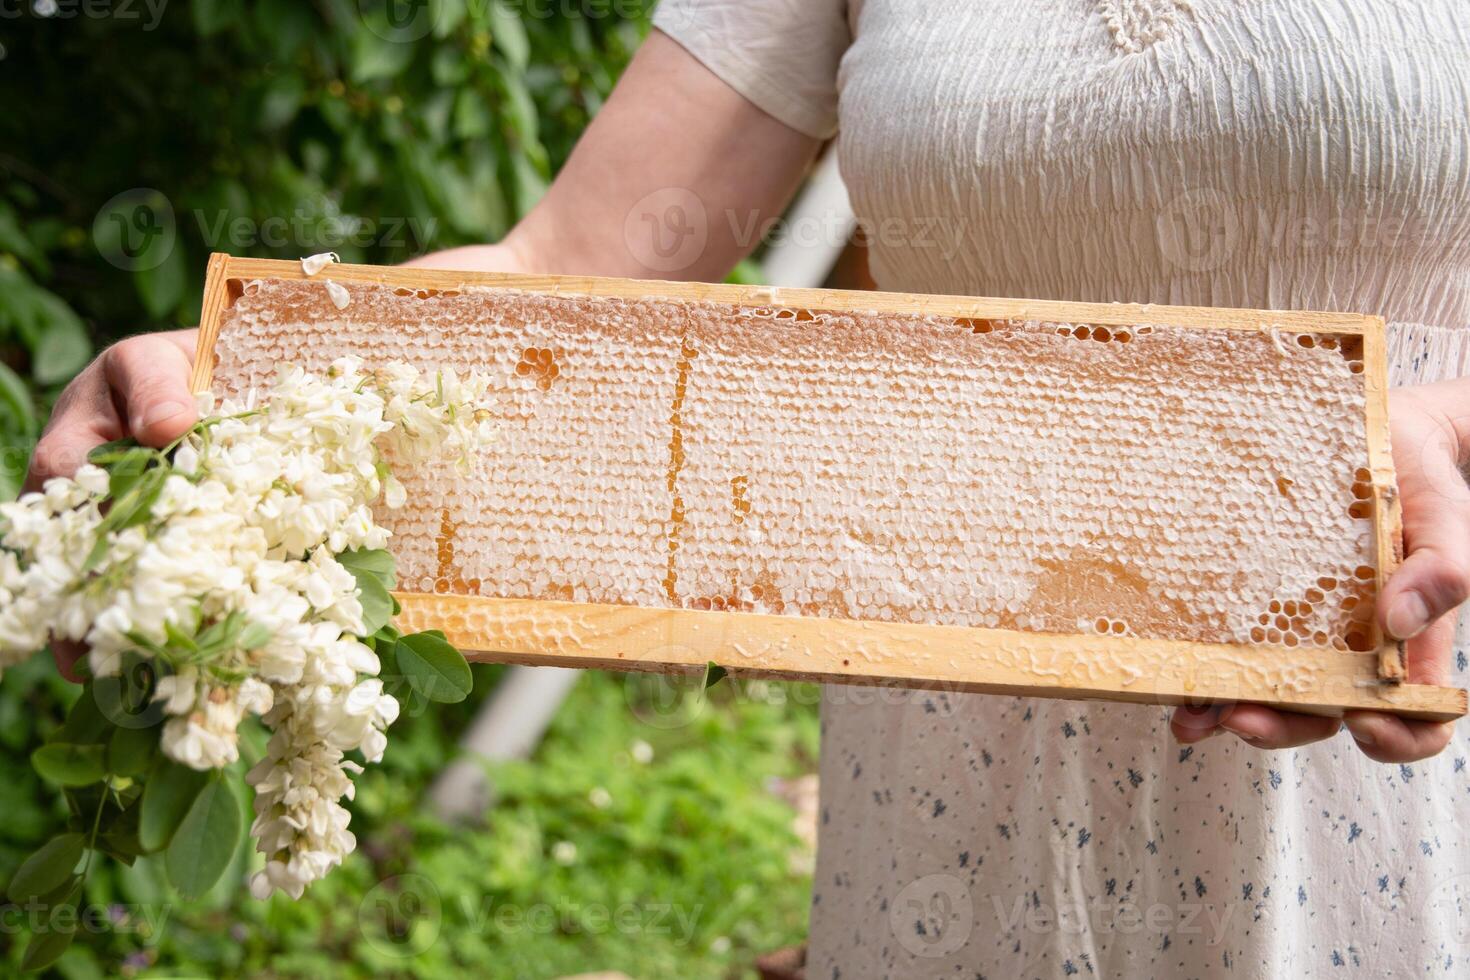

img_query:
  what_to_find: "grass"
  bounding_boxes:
[3,664,821,979]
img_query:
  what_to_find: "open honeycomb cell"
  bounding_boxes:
[211,278,1378,651]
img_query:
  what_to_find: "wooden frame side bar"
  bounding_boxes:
[1360,316,1408,680]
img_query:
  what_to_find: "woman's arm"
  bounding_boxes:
[408,30,822,280]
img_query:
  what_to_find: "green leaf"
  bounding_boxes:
[511,151,549,213]
[107,723,157,777]
[239,621,273,650]
[488,0,530,70]
[84,466,167,570]
[258,73,305,130]
[192,0,242,36]
[97,797,144,864]
[394,632,473,703]
[453,89,493,139]
[105,446,159,501]
[31,744,106,787]
[1,464,24,502]
[113,469,167,531]
[350,31,414,84]
[350,569,394,636]
[139,759,209,852]
[135,241,187,320]
[0,361,38,439]
[21,920,76,972]
[57,686,112,745]
[164,618,200,654]
[195,610,246,654]
[430,45,469,86]
[432,0,468,38]
[165,774,241,897]
[96,833,141,866]
[336,547,396,588]
[253,0,312,61]
[500,72,539,144]
[29,308,90,385]
[0,203,43,267]
[6,834,84,902]
[704,662,727,689]
[86,436,140,464]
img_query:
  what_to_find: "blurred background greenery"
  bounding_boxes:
[0,1,816,976]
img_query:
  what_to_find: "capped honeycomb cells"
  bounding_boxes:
[211,279,1381,651]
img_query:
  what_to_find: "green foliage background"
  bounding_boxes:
[0,2,817,976]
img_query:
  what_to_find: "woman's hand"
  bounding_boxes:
[1172,379,1470,762]
[23,329,199,680]
[25,330,199,493]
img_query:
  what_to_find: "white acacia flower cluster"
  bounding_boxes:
[0,358,494,899]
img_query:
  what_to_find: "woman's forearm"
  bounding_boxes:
[408,30,822,280]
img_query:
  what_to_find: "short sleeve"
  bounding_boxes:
[653,0,850,139]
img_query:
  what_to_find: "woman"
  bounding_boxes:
[28,1,1470,975]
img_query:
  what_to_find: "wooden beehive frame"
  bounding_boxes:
[192,254,1466,722]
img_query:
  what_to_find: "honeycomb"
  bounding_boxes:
[210,278,1380,653]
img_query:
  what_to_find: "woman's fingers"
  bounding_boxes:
[1342,616,1458,762]
[1343,711,1455,763]
[1170,703,1227,743]
[1171,702,1340,750]
[24,331,197,492]
[1382,391,1470,642]
[25,365,121,491]
[1178,611,1462,760]
[1215,703,1340,750]
[101,332,199,448]
[1377,504,1470,643]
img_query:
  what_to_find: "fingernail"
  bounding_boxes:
[1344,716,1376,747]
[137,401,190,431]
[1385,592,1430,640]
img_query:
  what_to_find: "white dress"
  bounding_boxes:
[655,2,1470,976]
